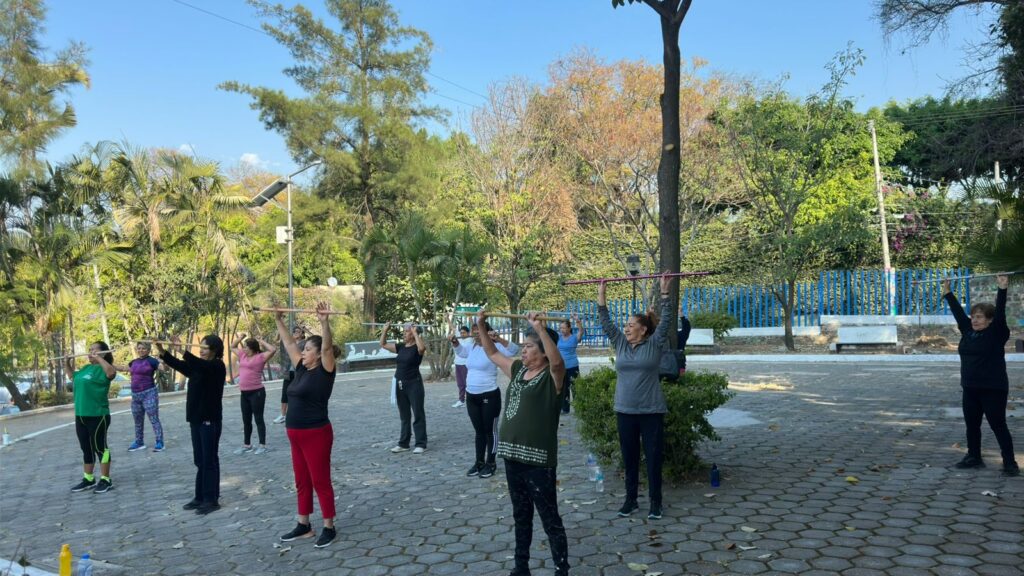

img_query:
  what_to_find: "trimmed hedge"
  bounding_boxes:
[573,366,732,481]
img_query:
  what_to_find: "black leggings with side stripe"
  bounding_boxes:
[75,415,111,465]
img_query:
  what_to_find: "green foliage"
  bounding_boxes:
[573,366,733,481]
[689,311,738,340]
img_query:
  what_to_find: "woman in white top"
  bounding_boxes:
[451,325,472,408]
[450,320,519,478]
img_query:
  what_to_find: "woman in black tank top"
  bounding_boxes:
[380,322,428,453]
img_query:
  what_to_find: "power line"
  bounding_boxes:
[166,0,484,111]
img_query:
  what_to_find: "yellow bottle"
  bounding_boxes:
[58,544,72,576]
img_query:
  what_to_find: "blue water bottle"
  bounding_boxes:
[75,553,93,576]
[710,463,720,488]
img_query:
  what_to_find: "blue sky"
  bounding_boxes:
[41,0,998,176]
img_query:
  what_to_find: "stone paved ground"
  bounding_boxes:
[0,360,1022,576]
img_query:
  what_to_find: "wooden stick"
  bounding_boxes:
[250,307,348,315]
[362,322,432,327]
[561,271,715,286]
[137,340,203,348]
[911,271,1021,284]
[47,347,127,362]
[480,312,570,323]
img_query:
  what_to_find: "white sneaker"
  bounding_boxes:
[272,415,286,424]
[253,446,268,455]
[413,446,426,454]
[233,446,254,455]
[390,446,409,453]
[451,400,465,408]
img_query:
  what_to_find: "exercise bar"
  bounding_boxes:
[137,340,203,348]
[561,271,715,286]
[251,307,348,316]
[47,347,128,362]
[362,322,432,328]
[479,312,569,323]
[911,271,1021,284]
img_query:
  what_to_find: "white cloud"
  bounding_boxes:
[178,143,196,155]
[240,152,265,167]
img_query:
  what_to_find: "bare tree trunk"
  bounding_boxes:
[783,279,796,351]
[0,367,30,411]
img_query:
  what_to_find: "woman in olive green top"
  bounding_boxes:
[68,342,117,494]
[479,311,569,576]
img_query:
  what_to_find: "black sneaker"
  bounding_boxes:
[93,478,113,493]
[71,478,96,492]
[182,499,202,510]
[479,463,496,478]
[954,455,986,469]
[1003,461,1021,477]
[280,522,313,542]
[314,526,337,548]
[648,504,663,520]
[466,462,483,477]
[195,502,220,515]
[617,500,639,517]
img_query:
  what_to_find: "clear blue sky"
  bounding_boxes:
[41,0,998,176]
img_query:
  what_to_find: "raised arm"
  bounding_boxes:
[574,313,585,346]
[478,311,514,378]
[257,337,278,362]
[450,334,470,359]
[410,324,427,355]
[995,275,1010,339]
[316,302,336,372]
[597,281,623,347]
[652,274,674,346]
[529,313,565,393]
[379,322,397,354]
[272,310,302,367]
[491,331,520,357]
[942,279,971,335]
[92,351,117,380]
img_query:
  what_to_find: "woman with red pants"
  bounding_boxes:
[273,302,340,548]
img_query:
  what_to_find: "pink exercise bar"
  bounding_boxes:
[561,271,715,286]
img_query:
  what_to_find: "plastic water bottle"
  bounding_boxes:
[585,453,598,481]
[75,553,93,576]
[710,463,720,488]
[594,467,604,493]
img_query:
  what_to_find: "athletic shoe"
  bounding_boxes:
[153,441,165,452]
[617,500,639,517]
[314,526,337,548]
[233,446,254,455]
[1003,461,1021,477]
[413,446,426,454]
[195,502,220,515]
[648,505,663,520]
[273,415,286,424]
[479,463,496,478]
[280,522,313,542]
[128,441,146,452]
[954,455,985,469]
[451,400,465,408]
[390,446,409,453]
[71,478,96,492]
[93,478,113,494]
[253,446,267,455]
[466,462,483,477]
[182,499,202,510]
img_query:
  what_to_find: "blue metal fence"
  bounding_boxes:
[564,268,971,339]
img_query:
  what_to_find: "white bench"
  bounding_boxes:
[833,326,898,352]
[688,328,715,347]
[340,341,397,372]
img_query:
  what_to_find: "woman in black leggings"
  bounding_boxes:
[943,275,1019,477]
[381,322,428,453]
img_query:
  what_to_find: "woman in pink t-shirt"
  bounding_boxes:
[232,335,277,455]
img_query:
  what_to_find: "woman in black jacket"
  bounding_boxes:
[156,335,228,513]
[943,275,1019,477]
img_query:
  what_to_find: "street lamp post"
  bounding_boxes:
[251,160,323,331]
[625,254,641,314]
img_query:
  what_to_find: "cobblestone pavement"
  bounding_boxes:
[1,361,1022,576]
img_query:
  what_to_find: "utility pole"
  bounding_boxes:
[869,120,896,316]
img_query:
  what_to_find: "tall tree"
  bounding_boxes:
[220,0,442,321]
[611,0,696,343]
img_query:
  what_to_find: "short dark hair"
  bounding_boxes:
[631,311,658,338]
[970,302,996,319]
[525,327,560,354]
[305,335,342,358]
[92,341,114,365]
[244,338,261,354]
[202,335,225,359]
[459,325,470,333]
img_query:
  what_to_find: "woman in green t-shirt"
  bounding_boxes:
[479,311,569,576]
[68,341,117,494]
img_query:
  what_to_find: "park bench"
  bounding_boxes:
[339,341,396,372]
[686,328,718,353]
[832,325,898,352]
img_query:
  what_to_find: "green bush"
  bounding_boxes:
[33,388,69,407]
[573,366,733,481]
[689,311,738,341]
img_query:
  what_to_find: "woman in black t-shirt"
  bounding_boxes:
[273,302,342,548]
[380,322,428,453]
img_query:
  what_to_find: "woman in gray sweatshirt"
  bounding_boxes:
[598,274,672,520]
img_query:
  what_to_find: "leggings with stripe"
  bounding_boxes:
[75,415,111,465]
[466,388,501,465]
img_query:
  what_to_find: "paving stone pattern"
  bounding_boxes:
[0,362,1021,575]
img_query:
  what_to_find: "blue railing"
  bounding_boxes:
[562,268,970,340]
